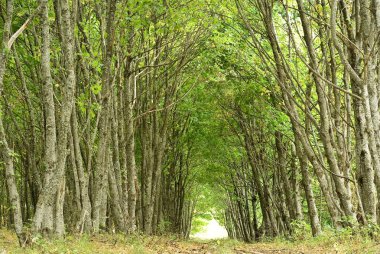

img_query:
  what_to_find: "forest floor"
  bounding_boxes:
[1,229,379,254]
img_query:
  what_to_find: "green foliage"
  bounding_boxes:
[90,83,102,95]
[289,220,312,241]
[157,220,172,234]
[191,216,210,234]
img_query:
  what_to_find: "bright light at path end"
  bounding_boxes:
[192,219,228,240]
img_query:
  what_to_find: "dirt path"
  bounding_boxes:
[144,238,304,254]
[144,237,378,254]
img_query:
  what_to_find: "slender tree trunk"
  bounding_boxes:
[296,0,354,219]
[72,111,92,233]
[108,149,126,231]
[125,70,137,232]
[34,0,77,236]
[0,0,25,245]
[92,0,117,233]
[33,0,57,235]
[294,137,322,236]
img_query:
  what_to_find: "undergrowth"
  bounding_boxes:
[1,226,380,254]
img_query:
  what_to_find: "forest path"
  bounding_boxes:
[145,239,290,253]
[145,239,324,254]
[0,229,375,254]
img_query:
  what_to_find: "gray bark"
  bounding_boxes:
[34,0,77,236]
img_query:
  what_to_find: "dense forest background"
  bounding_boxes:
[1,0,380,248]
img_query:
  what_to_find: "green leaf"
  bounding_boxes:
[91,83,102,95]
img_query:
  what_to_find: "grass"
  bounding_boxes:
[0,230,147,254]
[1,227,380,253]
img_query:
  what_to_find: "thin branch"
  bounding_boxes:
[7,3,42,50]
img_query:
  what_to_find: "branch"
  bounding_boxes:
[6,4,42,50]
[330,0,363,86]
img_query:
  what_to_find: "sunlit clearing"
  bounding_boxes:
[192,219,228,240]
